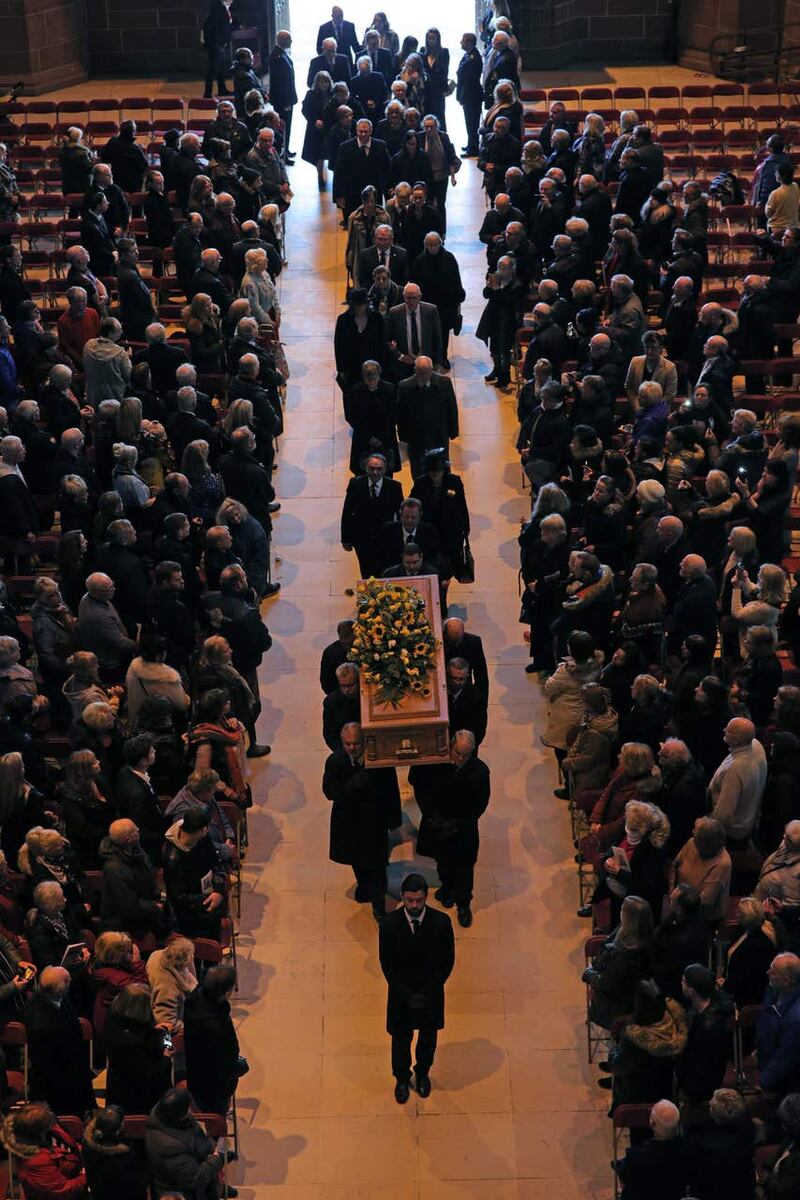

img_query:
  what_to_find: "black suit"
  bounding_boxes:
[378,905,455,1082]
[320,639,350,694]
[133,342,188,395]
[333,137,392,218]
[114,764,168,865]
[483,45,519,104]
[358,244,409,288]
[203,0,234,97]
[187,266,233,313]
[117,262,155,341]
[316,18,361,67]
[411,755,490,907]
[322,748,401,916]
[25,990,95,1115]
[0,472,38,537]
[322,689,360,750]
[397,374,458,478]
[307,52,351,87]
[267,45,298,154]
[445,631,489,698]
[80,212,116,278]
[219,448,275,530]
[341,474,403,577]
[447,681,487,746]
[377,519,439,573]
[456,48,483,154]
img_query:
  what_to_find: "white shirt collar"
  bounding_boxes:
[404,906,426,928]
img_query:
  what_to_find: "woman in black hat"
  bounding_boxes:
[333,286,386,391]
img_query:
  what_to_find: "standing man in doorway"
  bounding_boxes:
[456,32,484,158]
[202,0,235,99]
[378,873,455,1103]
[268,31,298,163]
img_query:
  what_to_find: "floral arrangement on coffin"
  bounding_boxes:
[349,578,438,706]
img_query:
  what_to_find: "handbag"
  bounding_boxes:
[452,307,463,336]
[445,78,457,96]
[453,537,475,584]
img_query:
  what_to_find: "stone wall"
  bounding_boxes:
[0,0,87,92]
[86,0,206,77]
[511,0,673,68]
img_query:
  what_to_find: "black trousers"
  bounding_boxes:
[436,853,474,907]
[205,45,230,96]
[281,106,294,155]
[461,99,481,153]
[352,862,386,915]
[391,1025,438,1081]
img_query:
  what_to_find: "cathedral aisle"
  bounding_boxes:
[236,122,612,1197]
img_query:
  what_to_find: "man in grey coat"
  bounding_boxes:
[76,572,136,683]
[385,283,443,380]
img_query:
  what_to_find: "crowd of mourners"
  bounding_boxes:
[0,0,799,1192]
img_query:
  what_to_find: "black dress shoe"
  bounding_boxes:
[262,582,281,597]
[597,1061,611,1072]
[354,887,370,903]
[457,907,473,927]
[441,357,451,369]
[577,904,593,918]
[246,743,271,758]
[394,1080,410,1104]
[524,663,538,674]
[225,1187,239,1197]
[484,369,498,382]
[415,1073,431,1097]
[434,887,454,908]
[553,787,569,799]
[597,1077,612,1090]
[268,501,281,512]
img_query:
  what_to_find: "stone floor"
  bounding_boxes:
[34,51,733,1199]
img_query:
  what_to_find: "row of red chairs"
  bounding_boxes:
[520,81,800,107]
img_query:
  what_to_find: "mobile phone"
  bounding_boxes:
[738,466,748,476]
[163,1032,173,1051]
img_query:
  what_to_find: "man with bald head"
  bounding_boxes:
[522,302,569,378]
[132,321,188,395]
[359,223,409,288]
[757,952,800,1095]
[694,334,736,408]
[386,285,444,380]
[188,248,233,312]
[669,554,718,654]
[25,964,95,1114]
[100,814,167,935]
[709,718,767,846]
[577,331,625,405]
[575,172,613,260]
[322,720,401,922]
[77,571,136,682]
[443,617,489,699]
[615,1098,694,1197]
[410,730,490,928]
[650,515,687,607]
[478,193,525,247]
[397,356,459,479]
[663,273,698,361]
[409,232,466,369]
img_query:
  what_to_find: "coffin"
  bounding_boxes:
[359,574,450,769]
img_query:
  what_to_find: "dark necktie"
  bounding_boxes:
[370,483,377,501]
[411,918,420,934]
[410,312,420,355]
[382,249,388,267]
[362,144,368,156]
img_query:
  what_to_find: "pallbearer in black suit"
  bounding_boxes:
[340,452,404,578]
[443,617,489,699]
[319,619,356,695]
[323,721,401,921]
[411,730,491,928]
[378,872,455,1103]
[446,659,487,748]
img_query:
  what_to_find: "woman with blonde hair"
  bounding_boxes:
[187,174,215,223]
[482,78,523,144]
[582,894,655,1029]
[89,930,148,1037]
[239,247,279,327]
[0,752,48,870]
[145,936,197,1032]
[116,395,142,448]
[568,112,606,178]
[722,895,778,1009]
[180,291,223,373]
[180,438,224,526]
[257,202,283,258]
[591,799,671,923]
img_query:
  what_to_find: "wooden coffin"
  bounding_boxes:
[359,574,450,769]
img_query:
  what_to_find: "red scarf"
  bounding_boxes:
[189,720,246,802]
